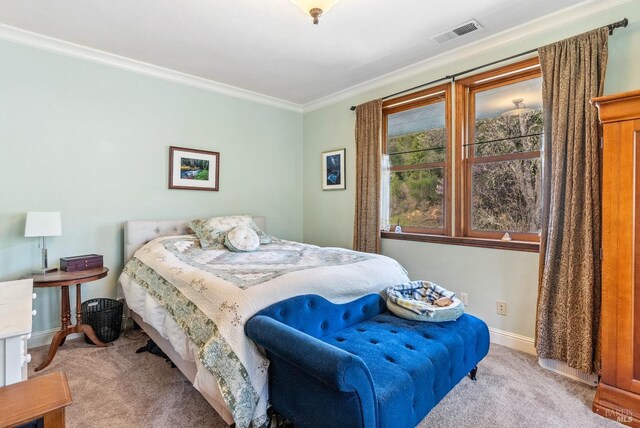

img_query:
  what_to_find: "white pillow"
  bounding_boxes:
[224,226,260,252]
[189,215,264,249]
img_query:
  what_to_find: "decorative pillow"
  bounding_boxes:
[245,218,271,244]
[225,226,260,252]
[256,228,272,245]
[189,215,269,249]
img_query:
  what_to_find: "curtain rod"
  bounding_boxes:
[349,17,628,111]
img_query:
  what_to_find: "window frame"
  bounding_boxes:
[455,57,542,243]
[380,57,542,252]
[382,83,452,236]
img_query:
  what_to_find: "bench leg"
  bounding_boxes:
[468,366,478,381]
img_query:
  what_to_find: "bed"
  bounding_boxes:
[117,216,409,428]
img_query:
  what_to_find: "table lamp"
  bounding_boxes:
[25,211,62,274]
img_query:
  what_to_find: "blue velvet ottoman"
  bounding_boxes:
[246,294,490,428]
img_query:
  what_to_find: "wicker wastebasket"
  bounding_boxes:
[82,298,123,344]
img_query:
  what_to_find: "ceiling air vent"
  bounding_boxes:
[431,19,483,44]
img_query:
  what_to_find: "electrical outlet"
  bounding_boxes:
[460,292,468,305]
[496,301,507,316]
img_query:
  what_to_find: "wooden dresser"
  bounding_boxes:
[592,89,640,427]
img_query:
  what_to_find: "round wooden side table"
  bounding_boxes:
[22,267,112,372]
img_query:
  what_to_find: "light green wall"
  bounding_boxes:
[0,39,303,335]
[2,2,638,341]
[303,1,640,339]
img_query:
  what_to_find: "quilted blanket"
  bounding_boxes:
[119,236,409,428]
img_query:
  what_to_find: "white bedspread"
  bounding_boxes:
[118,236,409,428]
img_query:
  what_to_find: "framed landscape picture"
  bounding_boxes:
[322,148,346,190]
[169,146,219,191]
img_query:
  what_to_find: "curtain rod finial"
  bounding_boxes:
[608,17,628,35]
[350,106,357,111]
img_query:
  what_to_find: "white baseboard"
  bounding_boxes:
[489,327,536,355]
[29,322,595,386]
[27,328,83,349]
[30,324,535,352]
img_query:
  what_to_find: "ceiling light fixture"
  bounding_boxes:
[502,98,533,117]
[289,0,342,25]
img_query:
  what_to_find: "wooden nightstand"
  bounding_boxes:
[0,371,72,428]
[21,268,112,372]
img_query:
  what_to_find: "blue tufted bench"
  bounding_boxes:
[245,294,490,428]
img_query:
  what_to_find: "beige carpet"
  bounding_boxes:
[29,333,622,428]
[29,333,224,428]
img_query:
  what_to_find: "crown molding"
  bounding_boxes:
[0,24,303,113]
[302,0,633,112]
[0,0,631,114]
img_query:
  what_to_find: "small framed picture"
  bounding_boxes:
[169,146,220,191]
[322,149,346,190]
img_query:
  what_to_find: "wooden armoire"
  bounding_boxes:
[592,89,640,427]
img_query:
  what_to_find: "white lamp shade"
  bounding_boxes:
[24,212,62,237]
[289,0,342,14]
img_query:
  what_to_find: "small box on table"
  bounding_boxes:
[60,254,103,272]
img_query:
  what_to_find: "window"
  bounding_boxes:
[382,84,451,235]
[456,58,542,243]
[381,58,542,251]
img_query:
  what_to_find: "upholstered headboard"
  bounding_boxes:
[123,216,266,263]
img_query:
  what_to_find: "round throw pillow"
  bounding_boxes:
[224,226,260,252]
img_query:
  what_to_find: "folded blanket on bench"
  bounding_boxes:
[387,280,464,322]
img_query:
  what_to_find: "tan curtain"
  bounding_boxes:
[353,99,383,253]
[535,28,608,374]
